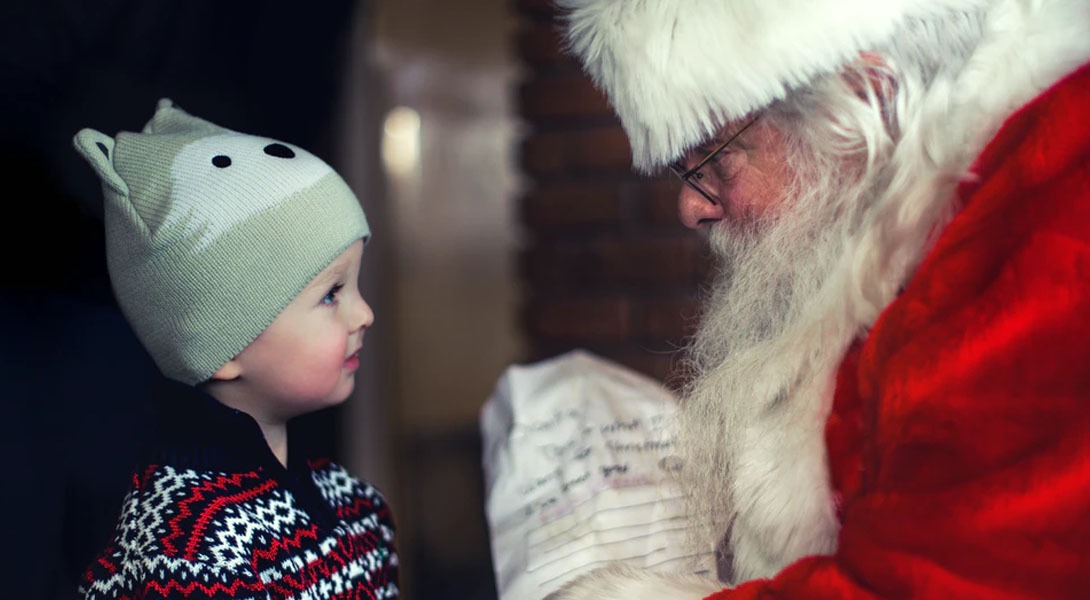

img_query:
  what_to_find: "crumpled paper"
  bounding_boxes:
[480,350,715,600]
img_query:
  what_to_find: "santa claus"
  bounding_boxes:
[548,0,1090,597]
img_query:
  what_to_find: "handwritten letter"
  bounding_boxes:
[480,350,715,599]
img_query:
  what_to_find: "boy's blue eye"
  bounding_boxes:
[322,283,345,306]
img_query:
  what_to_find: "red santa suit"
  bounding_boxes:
[726,60,1090,600]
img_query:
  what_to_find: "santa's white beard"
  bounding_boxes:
[676,111,878,584]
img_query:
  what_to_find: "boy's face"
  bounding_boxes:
[220,239,372,421]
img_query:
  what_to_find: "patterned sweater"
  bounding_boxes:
[80,379,399,599]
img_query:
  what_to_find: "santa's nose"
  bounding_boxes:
[678,185,726,229]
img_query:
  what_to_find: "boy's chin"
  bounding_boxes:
[327,381,357,407]
[282,384,356,419]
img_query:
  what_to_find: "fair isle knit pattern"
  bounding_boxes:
[81,460,398,599]
[80,377,397,599]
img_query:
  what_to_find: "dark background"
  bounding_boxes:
[0,2,361,597]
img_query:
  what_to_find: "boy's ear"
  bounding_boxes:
[210,360,242,382]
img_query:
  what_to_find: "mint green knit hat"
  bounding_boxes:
[73,98,370,385]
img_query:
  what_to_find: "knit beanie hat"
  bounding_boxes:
[73,98,370,385]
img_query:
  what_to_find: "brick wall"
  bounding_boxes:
[514,0,715,388]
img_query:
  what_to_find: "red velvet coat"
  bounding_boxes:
[709,63,1090,599]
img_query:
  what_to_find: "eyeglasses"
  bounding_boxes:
[668,117,759,206]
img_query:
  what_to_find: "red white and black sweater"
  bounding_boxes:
[80,379,399,599]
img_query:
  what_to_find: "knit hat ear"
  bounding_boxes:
[142,97,226,136]
[73,128,129,197]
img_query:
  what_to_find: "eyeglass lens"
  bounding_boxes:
[669,118,758,205]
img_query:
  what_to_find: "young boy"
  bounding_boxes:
[72,99,399,598]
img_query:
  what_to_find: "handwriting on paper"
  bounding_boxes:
[481,350,716,600]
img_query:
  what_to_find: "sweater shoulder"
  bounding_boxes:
[308,460,397,532]
[81,465,273,600]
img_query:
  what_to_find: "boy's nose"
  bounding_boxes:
[350,291,375,332]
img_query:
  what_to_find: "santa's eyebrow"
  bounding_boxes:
[691,121,754,156]
[692,139,722,155]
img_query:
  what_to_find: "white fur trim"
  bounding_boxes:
[726,365,842,581]
[558,0,991,171]
[545,564,724,600]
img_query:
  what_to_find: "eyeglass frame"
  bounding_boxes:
[668,117,759,206]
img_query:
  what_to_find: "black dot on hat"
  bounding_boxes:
[212,155,232,168]
[95,142,109,157]
[263,143,295,159]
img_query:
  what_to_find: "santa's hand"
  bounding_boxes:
[544,563,724,600]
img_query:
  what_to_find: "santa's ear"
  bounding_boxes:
[842,51,897,110]
[210,359,242,382]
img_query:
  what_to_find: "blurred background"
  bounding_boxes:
[0,1,711,598]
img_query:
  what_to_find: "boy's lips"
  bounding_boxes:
[344,346,362,370]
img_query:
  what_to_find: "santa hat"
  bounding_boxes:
[557,0,988,172]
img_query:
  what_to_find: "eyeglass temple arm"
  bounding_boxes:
[681,117,759,178]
